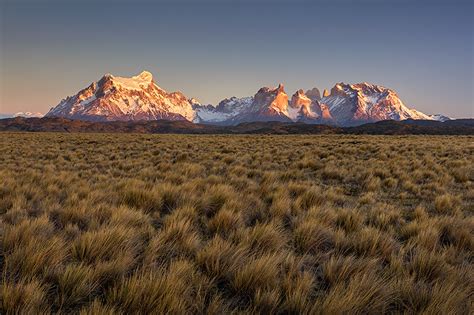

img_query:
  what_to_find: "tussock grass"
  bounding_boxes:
[294,220,335,254]
[0,133,472,313]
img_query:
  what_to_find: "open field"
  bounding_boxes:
[1,133,473,314]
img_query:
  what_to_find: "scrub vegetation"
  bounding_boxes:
[1,133,473,314]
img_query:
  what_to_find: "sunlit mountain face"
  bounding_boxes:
[46,71,449,126]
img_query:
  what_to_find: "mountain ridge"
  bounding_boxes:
[44,70,450,126]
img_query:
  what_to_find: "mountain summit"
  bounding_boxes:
[46,71,446,126]
[46,71,196,121]
[319,82,432,126]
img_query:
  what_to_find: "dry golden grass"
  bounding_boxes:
[0,133,473,314]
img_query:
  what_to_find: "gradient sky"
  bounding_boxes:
[1,0,473,117]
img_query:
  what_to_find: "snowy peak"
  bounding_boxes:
[194,96,253,123]
[14,111,44,118]
[46,71,195,122]
[100,70,155,91]
[429,114,451,122]
[135,70,154,82]
[320,82,431,125]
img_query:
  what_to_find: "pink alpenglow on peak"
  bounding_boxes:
[46,71,447,126]
[319,82,433,125]
[46,71,195,122]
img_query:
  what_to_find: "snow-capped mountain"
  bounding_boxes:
[0,112,44,119]
[194,97,253,123]
[45,71,448,126]
[196,82,435,126]
[194,85,293,124]
[196,85,334,125]
[46,71,196,121]
[319,82,433,126]
[429,114,451,122]
[14,112,44,118]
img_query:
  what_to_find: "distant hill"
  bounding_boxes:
[1,117,473,135]
[344,119,474,135]
[0,112,43,119]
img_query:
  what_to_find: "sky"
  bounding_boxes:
[0,0,473,118]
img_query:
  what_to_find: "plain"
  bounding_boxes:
[0,133,473,314]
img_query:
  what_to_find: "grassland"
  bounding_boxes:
[1,133,473,314]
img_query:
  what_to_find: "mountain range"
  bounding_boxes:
[44,70,450,126]
[0,112,44,119]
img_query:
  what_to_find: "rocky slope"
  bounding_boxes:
[45,71,448,126]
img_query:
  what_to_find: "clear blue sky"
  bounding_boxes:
[1,0,473,117]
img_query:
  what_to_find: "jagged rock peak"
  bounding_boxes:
[257,84,286,95]
[290,89,311,108]
[306,87,321,101]
[292,89,311,102]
